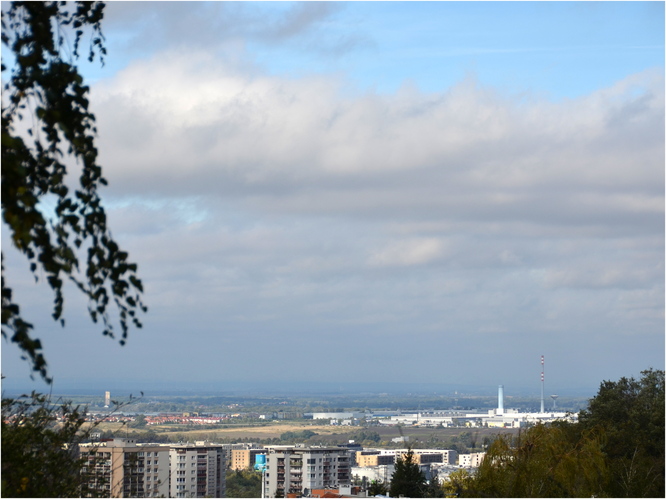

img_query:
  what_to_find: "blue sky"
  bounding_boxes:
[247,1,664,98]
[2,1,664,397]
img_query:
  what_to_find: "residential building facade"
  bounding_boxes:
[230,448,266,471]
[169,442,226,498]
[264,446,351,498]
[355,451,395,467]
[79,438,169,498]
[458,452,486,468]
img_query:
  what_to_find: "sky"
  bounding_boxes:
[2,1,664,397]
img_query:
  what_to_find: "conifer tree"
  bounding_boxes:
[390,448,427,498]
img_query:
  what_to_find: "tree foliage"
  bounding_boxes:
[1,1,146,383]
[367,479,388,497]
[1,392,92,497]
[464,423,609,497]
[424,471,445,498]
[442,469,472,498]
[390,448,427,498]
[454,369,665,498]
[225,468,262,498]
[578,368,665,497]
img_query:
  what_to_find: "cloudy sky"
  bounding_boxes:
[2,1,664,396]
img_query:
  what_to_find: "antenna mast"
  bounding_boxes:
[540,355,545,413]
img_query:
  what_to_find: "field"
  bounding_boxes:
[91,420,519,444]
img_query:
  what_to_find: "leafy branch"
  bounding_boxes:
[1,1,146,383]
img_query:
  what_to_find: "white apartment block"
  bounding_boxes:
[79,438,169,498]
[458,452,486,468]
[169,442,226,498]
[264,446,351,498]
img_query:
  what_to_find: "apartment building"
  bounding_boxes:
[355,450,395,467]
[395,449,451,466]
[230,448,266,470]
[435,449,458,465]
[79,438,169,497]
[219,442,264,469]
[264,446,351,498]
[458,452,486,468]
[356,448,457,467]
[169,442,226,498]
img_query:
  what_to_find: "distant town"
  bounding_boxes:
[50,385,578,498]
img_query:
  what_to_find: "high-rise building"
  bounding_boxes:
[264,446,351,498]
[104,391,111,408]
[230,448,266,470]
[169,442,226,498]
[79,438,169,497]
[219,442,264,469]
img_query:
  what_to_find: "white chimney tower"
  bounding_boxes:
[498,385,504,415]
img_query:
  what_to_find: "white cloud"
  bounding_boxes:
[92,53,663,237]
[89,53,663,320]
[369,238,447,267]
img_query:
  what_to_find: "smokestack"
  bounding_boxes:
[498,385,504,415]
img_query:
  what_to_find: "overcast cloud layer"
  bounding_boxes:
[2,2,664,395]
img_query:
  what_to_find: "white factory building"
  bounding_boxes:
[376,385,577,428]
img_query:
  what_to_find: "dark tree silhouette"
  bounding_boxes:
[390,448,427,498]
[1,1,146,382]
